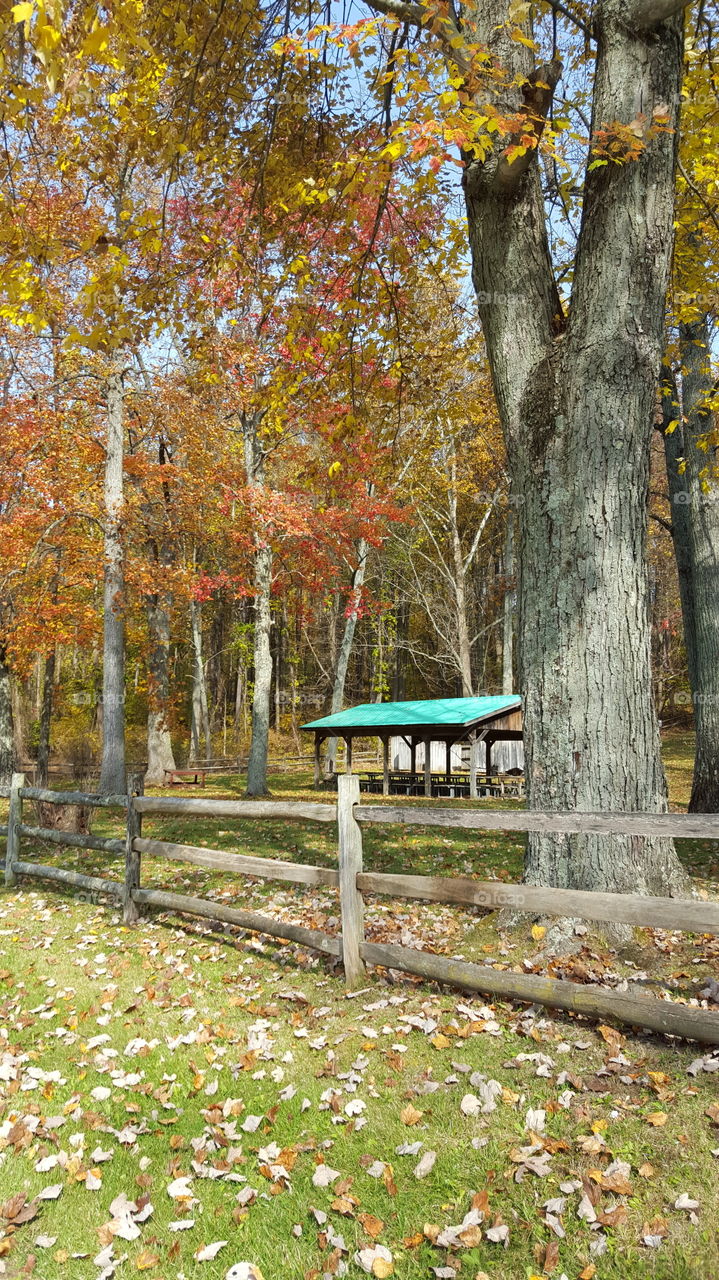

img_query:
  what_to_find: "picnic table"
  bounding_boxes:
[358,770,524,798]
[163,767,207,787]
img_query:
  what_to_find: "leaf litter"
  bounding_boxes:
[0,887,717,1278]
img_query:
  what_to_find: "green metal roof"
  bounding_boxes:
[301,695,521,734]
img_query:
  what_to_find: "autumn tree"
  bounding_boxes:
[295,0,692,895]
[657,44,719,812]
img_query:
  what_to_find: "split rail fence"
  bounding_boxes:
[2,772,719,1044]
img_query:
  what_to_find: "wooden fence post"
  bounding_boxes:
[337,773,365,987]
[123,771,144,925]
[469,734,478,800]
[4,772,25,888]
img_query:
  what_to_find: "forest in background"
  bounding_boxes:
[0,0,717,845]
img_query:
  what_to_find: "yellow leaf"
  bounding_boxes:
[431,1034,451,1050]
[400,1103,423,1125]
[12,2,33,21]
[136,1251,160,1271]
[372,1260,394,1278]
[531,925,546,942]
[81,26,111,56]
[646,1112,668,1126]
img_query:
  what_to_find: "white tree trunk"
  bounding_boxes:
[243,410,273,796]
[246,542,273,795]
[145,597,176,785]
[326,540,368,774]
[448,478,473,696]
[99,368,126,795]
[190,599,211,762]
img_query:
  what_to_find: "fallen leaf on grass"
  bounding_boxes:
[135,1251,160,1270]
[0,1194,39,1226]
[355,1244,394,1275]
[645,1112,668,1127]
[195,1241,228,1261]
[414,1150,437,1179]
[485,1223,509,1245]
[357,1213,384,1239]
[400,1103,423,1126]
[166,1176,194,1200]
[312,1164,340,1188]
[542,1238,560,1273]
[641,1215,669,1248]
[225,1266,265,1280]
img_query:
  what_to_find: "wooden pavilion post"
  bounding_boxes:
[424,736,431,798]
[410,738,417,777]
[313,734,322,788]
[382,735,390,796]
[445,740,452,780]
[469,732,478,800]
[345,736,353,774]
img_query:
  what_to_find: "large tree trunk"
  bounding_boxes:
[461,0,687,893]
[502,511,515,695]
[246,542,273,795]
[10,674,28,765]
[37,650,55,787]
[659,372,698,691]
[0,645,13,785]
[189,599,211,762]
[325,541,368,774]
[448,474,474,697]
[678,320,719,811]
[243,410,273,796]
[99,368,127,795]
[145,596,177,785]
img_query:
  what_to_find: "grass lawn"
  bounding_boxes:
[1,728,718,1279]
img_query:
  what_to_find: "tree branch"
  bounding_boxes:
[494,58,563,193]
[629,0,689,27]
[364,0,473,77]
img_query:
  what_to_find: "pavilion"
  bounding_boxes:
[301,695,522,797]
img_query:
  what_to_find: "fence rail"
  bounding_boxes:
[2,770,719,1043]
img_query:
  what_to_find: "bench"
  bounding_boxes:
[163,768,207,787]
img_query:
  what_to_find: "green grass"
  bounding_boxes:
[1,892,719,1280]
[1,728,718,1278]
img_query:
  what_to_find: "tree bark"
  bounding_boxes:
[145,596,177,785]
[243,410,273,796]
[326,540,368,775]
[460,0,687,892]
[246,542,273,795]
[99,368,127,795]
[190,599,211,762]
[502,510,515,695]
[0,644,13,785]
[678,320,719,811]
[10,675,28,765]
[448,459,474,696]
[659,371,698,690]
[37,650,55,787]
